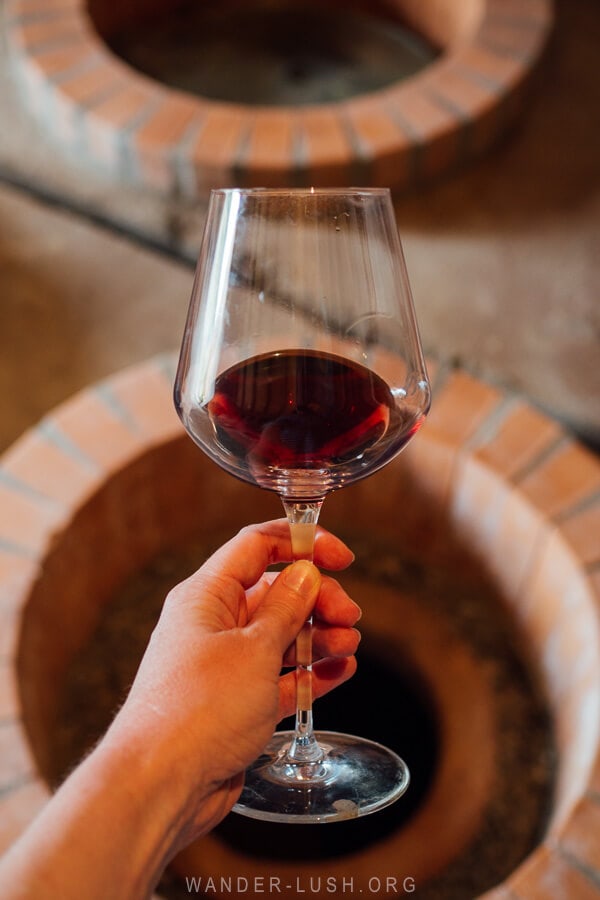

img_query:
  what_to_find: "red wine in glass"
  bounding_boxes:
[181,349,426,499]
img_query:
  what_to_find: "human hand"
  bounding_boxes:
[0,520,359,900]
[106,519,360,852]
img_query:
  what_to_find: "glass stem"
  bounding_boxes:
[282,498,324,765]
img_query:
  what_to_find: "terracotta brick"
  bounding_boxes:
[517,442,600,520]
[242,111,296,179]
[410,441,463,560]
[509,845,600,899]
[8,39,99,127]
[5,0,79,17]
[477,17,551,63]
[343,97,401,153]
[46,60,127,147]
[473,399,562,481]
[344,98,412,190]
[527,523,585,604]
[590,741,600,796]
[86,78,158,130]
[1,428,98,507]
[295,108,354,184]
[478,885,518,900]
[0,660,19,720]
[47,389,145,474]
[385,83,462,178]
[548,636,599,776]
[450,454,508,562]
[133,94,205,191]
[485,0,555,27]
[84,81,161,169]
[0,721,37,792]
[103,362,182,445]
[0,779,48,855]
[558,502,600,568]
[558,794,600,874]
[134,93,201,149]
[0,550,37,594]
[0,483,65,558]
[0,589,24,662]
[54,59,124,107]
[191,107,249,189]
[484,484,549,603]
[9,12,89,51]
[0,554,37,665]
[403,432,459,509]
[555,670,600,816]
[424,370,503,447]
[18,41,96,80]
[427,62,498,121]
[457,44,531,91]
[520,529,595,652]
[424,61,502,155]
[544,610,599,714]
[387,82,457,140]
[528,557,599,821]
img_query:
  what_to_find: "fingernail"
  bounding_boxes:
[284,560,320,595]
[350,601,362,623]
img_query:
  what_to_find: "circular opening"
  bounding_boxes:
[13,429,561,897]
[103,5,439,106]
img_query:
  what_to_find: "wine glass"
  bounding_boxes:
[174,187,431,823]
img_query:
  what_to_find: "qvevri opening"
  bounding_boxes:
[101,4,439,106]
[6,0,552,193]
[2,353,595,897]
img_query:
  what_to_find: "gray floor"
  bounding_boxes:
[0,0,599,453]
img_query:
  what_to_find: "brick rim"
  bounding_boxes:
[0,352,598,896]
[4,0,554,194]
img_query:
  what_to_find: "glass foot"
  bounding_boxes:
[232,730,410,823]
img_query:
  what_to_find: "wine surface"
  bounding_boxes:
[208,350,397,470]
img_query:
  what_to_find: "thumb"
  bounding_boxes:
[250,560,321,654]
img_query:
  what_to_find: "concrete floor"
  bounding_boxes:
[0,183,191,452]
[0,0,598,454]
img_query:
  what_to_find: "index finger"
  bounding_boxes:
[198,518,354,592]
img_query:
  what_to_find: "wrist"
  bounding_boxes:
[0,709,206,900]
[77,735,186,895]
[101,702,212,859]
